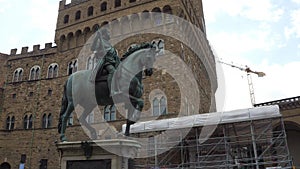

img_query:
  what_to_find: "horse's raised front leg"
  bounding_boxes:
[60,102,74,142]
[79,108,97,140]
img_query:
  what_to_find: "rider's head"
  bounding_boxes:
[100,28,110,41]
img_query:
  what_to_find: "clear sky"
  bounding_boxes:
[0,0,299,111]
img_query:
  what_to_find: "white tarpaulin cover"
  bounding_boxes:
[122,105,280,134]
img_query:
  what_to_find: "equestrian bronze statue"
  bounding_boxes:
[58,28,159,142]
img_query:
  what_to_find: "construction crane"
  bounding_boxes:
[218,60,266,106]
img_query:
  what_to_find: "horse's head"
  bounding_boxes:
[142,42,161,76]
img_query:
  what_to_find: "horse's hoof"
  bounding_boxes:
[90,130,97,140]
[60,136,67,142]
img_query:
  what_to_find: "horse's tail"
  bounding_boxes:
[58,80,68,134]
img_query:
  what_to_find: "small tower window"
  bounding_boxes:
[101,2,107,11]
[88,6,94,16]
[75,10,81,20]
[64,15,69,24]
[115,0,121,8]
[12,94,16,99]
[29,92,34,97]
[48,89,52,96]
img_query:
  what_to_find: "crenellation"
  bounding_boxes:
[71,0,87,4]
[33,45,40,52]
[59,0,67,10]
[10,49,17,55]
[8,43,57,59]
[45,42,53,49]
[21,47,28,54]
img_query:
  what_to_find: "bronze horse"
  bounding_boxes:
[58,43,159,141]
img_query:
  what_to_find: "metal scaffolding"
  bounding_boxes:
[133,111,292,168]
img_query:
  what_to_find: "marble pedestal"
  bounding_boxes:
[56,139,141,169]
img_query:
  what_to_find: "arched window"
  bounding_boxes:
[29,66,40,80]
[115,0,121,8]
[101,2,107,11]
[88,6,94,16]
[75,10,81,20]
[64,15,69,24]
[129,0,136,2]
[104,105,116,121]
[48,63,59,78]
[152,96,168,116]
[13,68,23,82]
[152,98,159,116]
[68,60,78,75]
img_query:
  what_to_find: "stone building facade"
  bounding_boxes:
[0,0,217,168]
